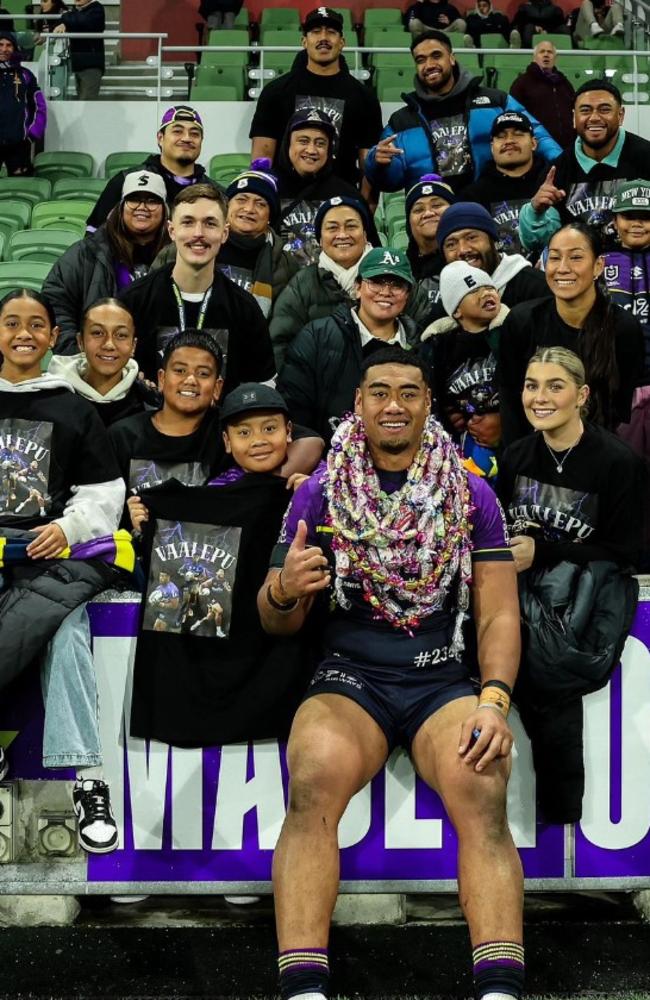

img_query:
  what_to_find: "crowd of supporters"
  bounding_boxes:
[0,0,648,948]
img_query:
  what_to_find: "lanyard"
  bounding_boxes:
[172,281,213,332]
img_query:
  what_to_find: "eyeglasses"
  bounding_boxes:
[124,195,163,208]
[363,276,410,292]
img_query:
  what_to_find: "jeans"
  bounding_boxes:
[75,68,103,99]
[41,604,102,769]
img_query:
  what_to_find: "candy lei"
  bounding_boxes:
[326,413,473,648]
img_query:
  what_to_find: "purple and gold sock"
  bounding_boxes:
[472,940,525,999]
[278,947,329,1000]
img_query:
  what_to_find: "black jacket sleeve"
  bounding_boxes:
[276,327,321,434]
[87,171,126,229]
[43,240,88,347]
[61,3,105,31]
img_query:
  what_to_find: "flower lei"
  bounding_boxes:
[326,413,473,651]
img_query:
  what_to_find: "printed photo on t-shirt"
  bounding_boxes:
[429,114,471,178]
[490,199,526,256]
[155,326,230,379]
[508,476,598,543]
[447,353,498,416]
[0,418,52,518]
[217,263,254,294]
[128,459,209,493]
[295,95,344,139]
[565,179,625,239]
[143,518,241,637]
[280,199,321,266]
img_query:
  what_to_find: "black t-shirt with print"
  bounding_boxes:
[118,264,276,389]
[0,387,120,530]
[249,63,383,186]
[430,326,499,425]
[108,408,226,495]
[498,296,645,445]
[499,422,645,569]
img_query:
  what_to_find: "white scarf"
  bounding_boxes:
[318,243,373,296]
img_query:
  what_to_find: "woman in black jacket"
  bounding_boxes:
[498,222,645,445]
[44,170,169,353]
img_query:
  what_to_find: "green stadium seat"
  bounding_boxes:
[391,230,409,251]
[446,32,473,48]
[497,68,525,91]
[33,151,95,181]
[582,33,626,51]
[0,177,51,206]
[104,152,150,179]
[260,7,300,29]
[539,32,573,49]
[457,52,483,74]
[478,32,508,49]
[208,153,250,186]
[379,85,408,101]
[372,52,414,70]
[191,84,240,100]
[0,230,6,262]
[53,177,107,200]
[202,29,249,66]
[365,26,409,50]
[31,200,94,233]
[259,27,301,46]
[0,261,50,296]
[365,9,402,26]
[560,52,605,86]
[0,201,32,232]
[194,64,245,98]
[333,9,354,33]
[8,228,79,265]
[482,50,528,70]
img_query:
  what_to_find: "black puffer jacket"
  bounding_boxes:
[43,227,118,353]
[276,303,420,443]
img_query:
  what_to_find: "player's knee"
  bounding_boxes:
[286,758,349,821]
[449,770,509,840]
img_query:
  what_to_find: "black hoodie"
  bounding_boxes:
[462,153,547,258]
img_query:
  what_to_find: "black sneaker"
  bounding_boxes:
[72,779,119,854]
[0,746,7,782]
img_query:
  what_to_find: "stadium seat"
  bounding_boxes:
[333,8,354,33]
[0,177,51,206]
[33,151,95,181]
[260,7,300,29]
[445,32,473,48]
[539,32,573,49]
[8,229,79,265]
[478,32,508,49]
[579,33,626,51]
[560,52,605,86]
[391,230,409,251]
[457,52,483,75]
[498,68,525,90]
[201,29,249,66]
[104,152,150,179]
[0,261,50,296]
[365,8,402,26]
[194,65,246,98]
[0,201,32,233]
[31,200,94,234]
[53,177,107,200]
[379,85,408,101]
[0,230,6,262]
[372,51,413,70]
[208,153,250,185]
[191,84,240,100]
[365,26,409,50]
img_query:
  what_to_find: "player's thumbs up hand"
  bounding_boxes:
[281,519,331,599]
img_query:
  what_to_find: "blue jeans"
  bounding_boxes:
[41,604,102,769]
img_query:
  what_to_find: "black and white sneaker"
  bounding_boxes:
[0,746,8,782]
[72,779,119,854]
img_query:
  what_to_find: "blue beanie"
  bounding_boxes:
[226,158,280,226]
[405,173,456,217]
[436,202,498,249]
[313,195,373,244]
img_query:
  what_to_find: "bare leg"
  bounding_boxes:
[411,696,523,946]
[274,694,388,948]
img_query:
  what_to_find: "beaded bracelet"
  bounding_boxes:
[266,582,298,613]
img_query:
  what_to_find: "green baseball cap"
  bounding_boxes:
[358,247,414,286]
[611,181,650,214]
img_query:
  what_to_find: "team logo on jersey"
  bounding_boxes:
[604,265,620,283]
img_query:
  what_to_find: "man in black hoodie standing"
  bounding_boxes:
[249,7,382,190]
[87,105,215,230]
[462,111,549,258]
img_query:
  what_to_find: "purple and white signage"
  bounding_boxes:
[2,597,650,888]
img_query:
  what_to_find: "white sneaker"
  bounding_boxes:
[509,28,522,48]
[611,22,624,35]
[591,21,604,35]
[72,779,119,854]
[223,895,262,904]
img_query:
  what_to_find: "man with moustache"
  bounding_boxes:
[519,79,650,254]
[462,111,549,257]
[87,106,215,230]
[364,30,560,195]
[249,7,382,189]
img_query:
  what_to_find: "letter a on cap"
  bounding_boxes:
[382,250,400,266]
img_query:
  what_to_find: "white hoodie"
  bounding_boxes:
[47,353,140,405]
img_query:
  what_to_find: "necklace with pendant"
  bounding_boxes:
[544,434,581,473]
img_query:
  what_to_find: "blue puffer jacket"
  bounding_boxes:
[365,69,562,193]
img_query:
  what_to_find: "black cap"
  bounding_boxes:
[490,110,533,138]
[302,7,344,34]
[287,107,337,143]
[220,383,289,424]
